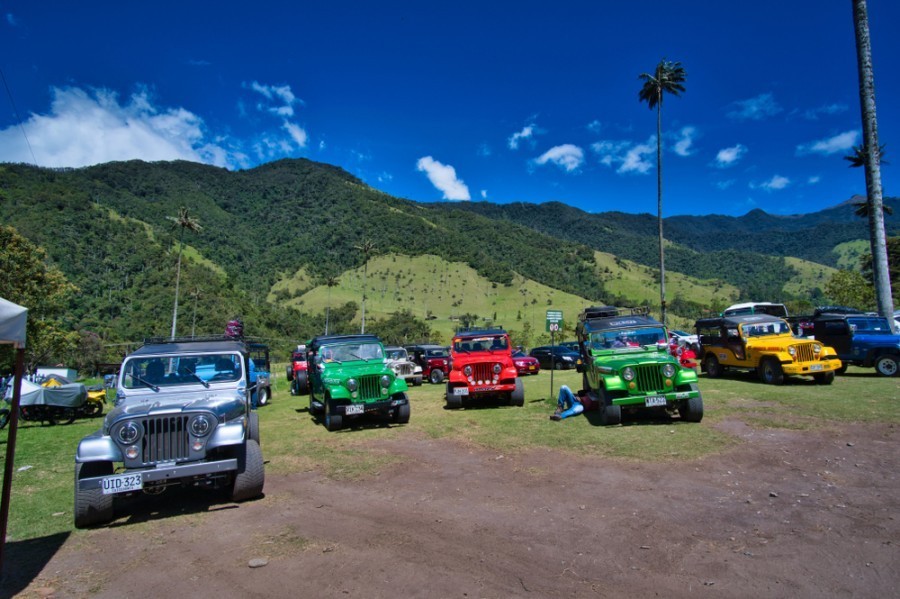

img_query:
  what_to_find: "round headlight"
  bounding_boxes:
[788,346,796,356]
[380,375,391,388]
[463,365,473,377]
[190,414,212,437]
[813,344,822,354]
[622,367,636,381]
[347,378,358,392]
[662,363,676,378]
[492,363,502,374]
[117,421,142,444]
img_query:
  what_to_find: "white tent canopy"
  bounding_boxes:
[0,297,27,348]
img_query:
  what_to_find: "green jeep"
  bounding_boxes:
[576,306,703,425]
[307,334,410,431]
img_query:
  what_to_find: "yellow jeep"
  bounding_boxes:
[695,314,841,385]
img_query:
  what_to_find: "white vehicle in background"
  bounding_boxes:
[723,302,789,319]
[384,346,423,386]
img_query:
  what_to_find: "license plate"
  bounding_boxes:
[345,403,365,415]
[101,472,142,495]
[453,387,469,396]
[644,395,667,407]
[810,364,823,371]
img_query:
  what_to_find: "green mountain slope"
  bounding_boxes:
[0,158,881,351]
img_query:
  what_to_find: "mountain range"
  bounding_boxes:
[1,158,896,353]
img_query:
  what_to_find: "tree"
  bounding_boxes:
[166,207,202,339]
[824,269,875,310]
[639,59,686,326]
[323,273,339,335]
[354,239,376,333]
[0,225,79,372]
[851,0,895,331]
[844,145,892,217]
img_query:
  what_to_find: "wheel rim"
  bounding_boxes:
[878,358,897,376]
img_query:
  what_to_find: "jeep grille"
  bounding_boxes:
[791,343,815,363]
[397,364,413,375]
[139,415,191,464]
[471,363,495,383]
[632,364,665,394]
[357,375,384,401]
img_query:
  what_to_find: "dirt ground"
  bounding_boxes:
[3,417,899,598]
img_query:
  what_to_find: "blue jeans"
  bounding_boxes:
[556,385,584,419]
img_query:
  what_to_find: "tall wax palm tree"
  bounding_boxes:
[166,207,202,339]
[852,0,895,331]
[639,59,686,326]
[323,274,338,335]
[189,287,202,338]
[354,239,376,333]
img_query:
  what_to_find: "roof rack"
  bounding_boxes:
[454,327,507,335]
[580,306,649,320]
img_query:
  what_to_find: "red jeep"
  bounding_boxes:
[285,345,309,395]
[445,329,523,409]
[405,344,451,384]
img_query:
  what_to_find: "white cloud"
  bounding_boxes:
[481,189,488,199]
[715,179,736,190]
[591,138,655,174]
[508,124,535,150]
[808,175,821,185]
[282,121,308,148]
[0,85,245,169]
[673,126,696,157]
[416,156,471,201]
[249,81,301,117]
[754,174,790,192]
[727,93,782,121]
[714,144,747,168]
[587,120,603,133]
[534,144,584,172]
[803,103,848,120]
[796,130,858,155]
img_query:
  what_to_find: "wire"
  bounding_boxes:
[0,67,37,165]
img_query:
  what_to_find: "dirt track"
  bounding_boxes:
[4,418,899,598]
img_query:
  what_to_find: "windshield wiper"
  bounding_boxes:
[132,374,160,392]
[183,369,209,388]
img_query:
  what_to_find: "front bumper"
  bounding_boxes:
[612,388,700,408]
[782,359,841,376]
[77,458,239,491]
[336,396,408,416]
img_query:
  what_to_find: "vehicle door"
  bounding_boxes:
[821,319,852,356]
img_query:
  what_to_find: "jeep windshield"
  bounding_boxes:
[589,327,667,350]
[385,348,409,361]
[121,353,243,390]
[453,336,508,352]
[319,342,384,363]
[740,321,792,337]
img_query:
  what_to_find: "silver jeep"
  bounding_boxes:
[73,338,264,528]
[384,346,423,386]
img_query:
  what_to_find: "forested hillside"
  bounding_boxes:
[0,158,887,359]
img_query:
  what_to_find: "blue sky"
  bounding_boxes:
[1,1,897,217]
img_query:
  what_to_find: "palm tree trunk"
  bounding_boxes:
[853,0,895,331]
[170,230,185,339]
[656,95,667,326]
[361,261,368,334]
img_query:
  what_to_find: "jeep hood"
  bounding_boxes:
[107,390,246,427]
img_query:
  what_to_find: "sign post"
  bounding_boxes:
[545,310,563,401]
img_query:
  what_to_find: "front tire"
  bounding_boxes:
[296,372,309,395]
[599,389,622,426]
[704,354,722,378]
[445,384,462,409]
[814,371,835,385]
[325,400,343,431]
[257,387,269,407]
[249,411,260,444]
[393,397,411,424]
[678,384,704,422]
[509,378,524,406]
[413,376,423,387]
[230,440,265,502]
[429,369,444,384]
[875,354,899,377]
[74,461,114,528]
[758,358,785,385]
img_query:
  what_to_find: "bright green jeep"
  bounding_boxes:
[576,306,703,425]
[307,334,410,431]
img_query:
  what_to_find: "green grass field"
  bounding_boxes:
[2,367,897,542]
